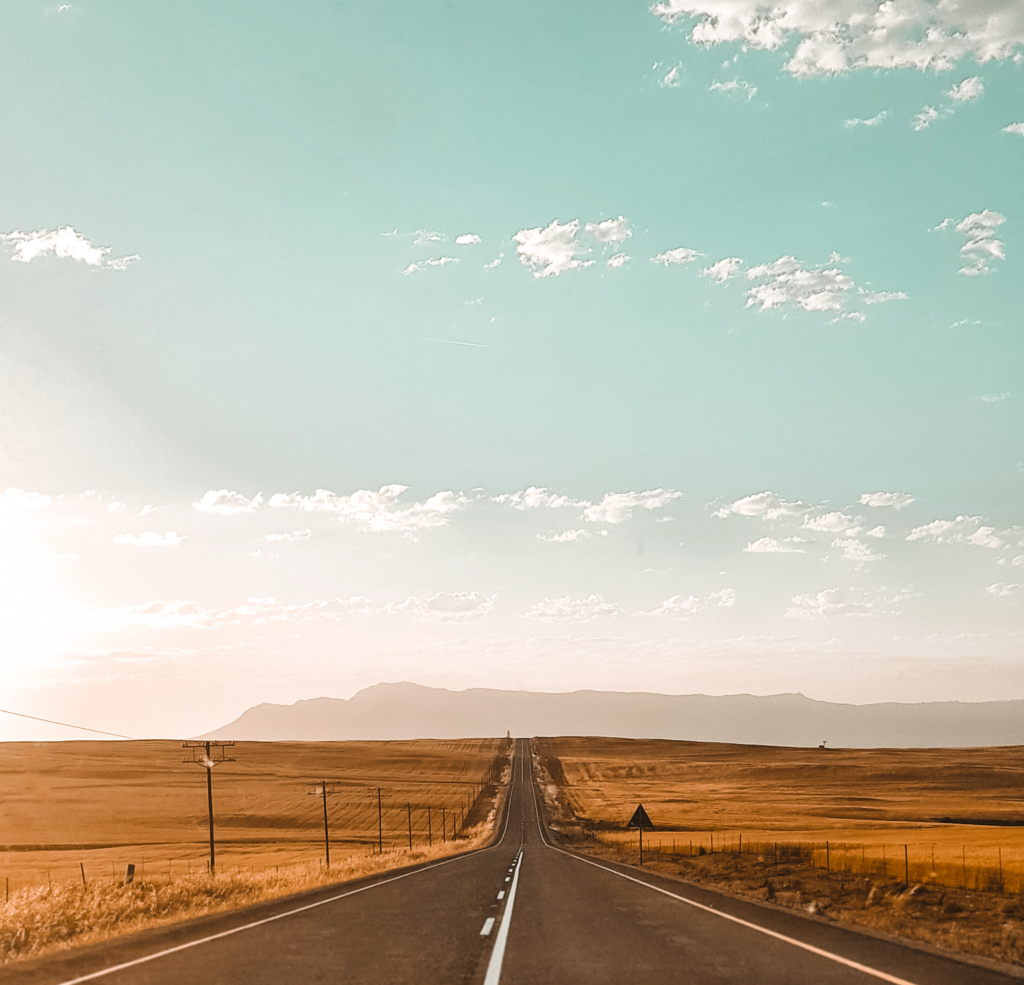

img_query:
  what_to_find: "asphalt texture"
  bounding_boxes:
[9,739,1021,985]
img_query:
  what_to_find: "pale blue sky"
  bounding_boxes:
[0,1,1022,738]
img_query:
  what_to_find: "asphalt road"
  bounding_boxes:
[10,739,1020,985]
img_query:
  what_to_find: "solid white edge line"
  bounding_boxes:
[52,744,522,985]
[525,740,920,985]
[482,851,523,985]
[480,917,496,937]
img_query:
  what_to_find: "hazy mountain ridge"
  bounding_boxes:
[203,683,1024,748]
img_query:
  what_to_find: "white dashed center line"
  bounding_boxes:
[480,918,496,937]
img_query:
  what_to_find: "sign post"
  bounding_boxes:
[626,804,654,866]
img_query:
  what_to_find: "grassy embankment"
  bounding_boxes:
[0,738,510,965]
[535,736,1024,968]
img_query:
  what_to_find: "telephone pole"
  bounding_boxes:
[307,781,339,868]
[182,741,234,877]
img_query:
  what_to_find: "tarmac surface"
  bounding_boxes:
[9,739,1021,985]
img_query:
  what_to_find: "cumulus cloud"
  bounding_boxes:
[112,531,184,548]
[652,247,701,266]
[906,515,1003,549]
[582,489,682,524]
[1003,123,1024,135]
[537,529,591,543]
[744,537,807,553]
[512,217,631,278]
[494,487,584,511]
[268,485,463,533]
[986,582,1021,596]
[643,588,736,617]
[483,254,504,269]
[585,216,631,245]
[606,253,631,269]
[941,210,1007,276]
[912,106,941,130]
[701,257,743,283]
[709,79,757,100]
[520,594,622,622]
[649,1,1024,77]
[978,392,1010,403]
[845,111,887,128]
[661,66,682,87]
[859,492,915,509]
[513,220,593,278]
[0,227,138,269]
[2,488,52,511]
[832,537,885,563]
[264,529,312,542]
[193,490,264,515]
[413,230,443,246]
[802,511,859,533]
[390,592,494,622]
[860,289,908,305]
[786,586,908,619]
[403,256,459,276]
[948,76,985,101]
[865,525,886,538]
[714,491,804,520]
[455,234,481,245]
[745,255,854,313]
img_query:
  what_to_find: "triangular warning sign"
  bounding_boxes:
[627,804,653,829]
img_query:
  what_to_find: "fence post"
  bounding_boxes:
[904,845,909,885]
[826,841,830,873]
[962,847,966,890]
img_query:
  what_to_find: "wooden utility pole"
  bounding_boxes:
[307,781,338,868]
[377,787,383,854]
[182,741,234,878]
[407,803,413,850]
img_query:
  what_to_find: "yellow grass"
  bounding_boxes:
[536,737,1024,894]
[0,738,510,964]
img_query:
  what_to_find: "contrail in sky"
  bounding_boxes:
[423,337,485,347]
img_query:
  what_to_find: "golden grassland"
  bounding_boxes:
[534,736,1024,967]
[0,738,510,965]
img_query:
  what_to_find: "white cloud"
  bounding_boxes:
[745,255,854,313]
[701,257,743,283]
[802,511,859,533]
[585,216,631,245]
[865,525,886,538]
[906,515,1003,549]
[264,529,312,542]
[652,247,701,266]
[582,489,682,524]
[714,491,804,520]
[0,227,138,269]
[537,529,591,543]
[709,79,757,100]
[513,220,593,278]
[403,256,459,276]
[978,392,1010,403]
[986,582,1021,597]
[1003,123,1024,135]
[661,66,682,87]
[912,106,940,130]
[455,234,481,245]
[484,254,504,269]
[268,485,463,532]
[607,253,631,269]
[845,111,888,128]
[2,488,52,511]
[946,210,1007,276]
[859,491,915,509]
[649,1,1024,77]
[860,289,908,305]
[391,592,494,622]
[193,490,264,515]
[413,230,443,246]
[112,531,184,548]
[520,594,621,622]
[643,588,736,617]
[494,486,584,510]
[832,537,884,563]
[786,586,907,619]
[948,76,984,102]
[744,537,807,553]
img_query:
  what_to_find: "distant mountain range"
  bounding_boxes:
[202,682,1024,748]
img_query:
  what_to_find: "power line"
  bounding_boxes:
[0,707,135,740]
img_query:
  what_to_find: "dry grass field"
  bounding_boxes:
[0,738,507,894]
[535,736,1024,966]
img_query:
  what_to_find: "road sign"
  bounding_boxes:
[627,804,653,829]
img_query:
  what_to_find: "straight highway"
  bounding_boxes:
[9,740,1018,984]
